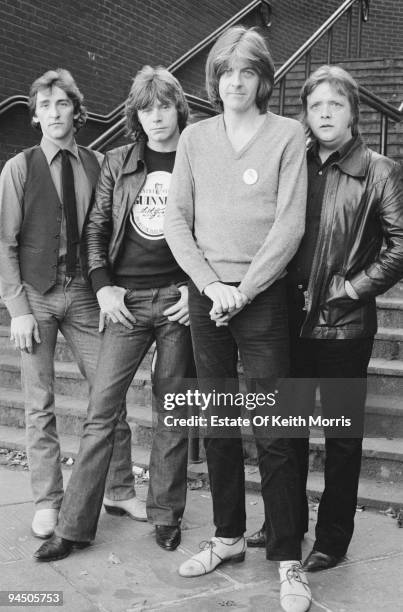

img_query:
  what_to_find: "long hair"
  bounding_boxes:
[125,65,189,140]
[28,68,87,132]
[300,65,360,140]
[205,26,275,113]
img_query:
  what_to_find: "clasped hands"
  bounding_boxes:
[204,281,249,327]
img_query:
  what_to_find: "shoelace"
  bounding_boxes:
[285,564,310,592]
[198,539,216,564]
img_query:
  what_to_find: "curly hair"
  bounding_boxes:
[28,68,87,132]
[300,65,360,140]
[125,65,189,140]
[205,26,275,114]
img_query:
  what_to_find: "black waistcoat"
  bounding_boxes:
[19,145,100,294]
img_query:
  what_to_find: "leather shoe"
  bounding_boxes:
[246,525,266,548]
[247,524,306,548]
[33,535,89,562]
[302,549,341,572]
[31,509,59,539]
[155,525,181,551]
[103,496,147,522]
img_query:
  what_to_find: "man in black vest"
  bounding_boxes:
[0,68,145,539]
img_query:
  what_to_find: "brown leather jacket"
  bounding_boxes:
[300,137,403,339]
[85,139,147,276]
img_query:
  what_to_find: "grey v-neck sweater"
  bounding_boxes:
[165,112,307,300]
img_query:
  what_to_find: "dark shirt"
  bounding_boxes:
[288,137,357,288]
[114,145,186,289]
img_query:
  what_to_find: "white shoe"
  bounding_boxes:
[279,563,312,612]
[31,509,59,539]
[103,496,147,522]
[179,536,246,577]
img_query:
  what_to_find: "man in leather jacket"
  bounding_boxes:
[248,65,403,572]
[34,66,193,562]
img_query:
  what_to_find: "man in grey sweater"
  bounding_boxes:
[165,26,310,612]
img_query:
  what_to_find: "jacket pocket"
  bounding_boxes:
[319,273,364,327]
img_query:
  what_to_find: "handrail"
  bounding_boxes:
[88,1,272,150]
[0,1,271,130]
[89,93,216,152]
[169,0,272,73]
[272,0,402,155]
[275,0,361,83]
[359,85,402,123]
[0,94,115,125]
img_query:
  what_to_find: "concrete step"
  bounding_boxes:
[376,297,403,328]
[372,327,403,360]
[1,423,402,507]
[384,281,403,299]
[0,386,154,447]
[1,384,402,483]
[363,392,403,437]
[368,358,403,396]
[0,355,152,404]
[0,324,155,367]
[1,375,402,440]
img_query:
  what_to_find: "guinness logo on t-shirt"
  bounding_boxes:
[130,171,171,240]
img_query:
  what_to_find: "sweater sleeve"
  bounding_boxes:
[164,130,220,292]
[238,123,307,300]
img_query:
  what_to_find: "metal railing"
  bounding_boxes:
[1,0,401,155]
[88,0,271,150]
[273,0,402,155]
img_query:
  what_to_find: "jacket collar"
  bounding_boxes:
[335,135,368,178]
[308,135,368,178]
[121,137,147,175]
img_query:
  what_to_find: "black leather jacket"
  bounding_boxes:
[300,137,403,339]
[85,139,147,276]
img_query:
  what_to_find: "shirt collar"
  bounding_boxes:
[307,135,366,177]
[40,136,79,165]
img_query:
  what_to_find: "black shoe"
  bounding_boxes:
[33,534,90,562]
[246,525,266,548]
[247,524,306,548]
[155,525,181,551]
[302,549,342,572]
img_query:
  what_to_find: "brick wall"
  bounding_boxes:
[1,0,403,166]
[267,0,403,62]
[0,0,251,165]
[0,0,249,113]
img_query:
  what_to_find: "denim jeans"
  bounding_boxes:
[288,287,374,557]
[21,270,133,509]
[188,279,302,561]
[56,284,193,541]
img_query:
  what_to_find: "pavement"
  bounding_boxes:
[0,463,402,612]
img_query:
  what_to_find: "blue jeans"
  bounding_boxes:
[21,270,133,509]
[188,279,302,561]
[56,284,192,541]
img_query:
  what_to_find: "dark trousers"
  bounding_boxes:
[289,288,374,557]
[189,279,302,561]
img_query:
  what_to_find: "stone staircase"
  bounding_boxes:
[0,281,402,507]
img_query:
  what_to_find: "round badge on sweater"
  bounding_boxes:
[243,168,258,185]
